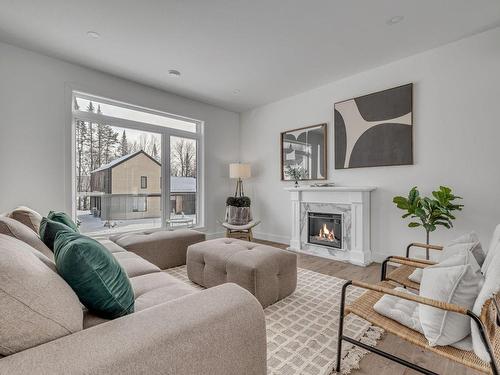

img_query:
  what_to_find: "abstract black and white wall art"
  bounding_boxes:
[334,83,413,169]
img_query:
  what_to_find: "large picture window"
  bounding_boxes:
[72,92,203,236]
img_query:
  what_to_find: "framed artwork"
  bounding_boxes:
[334,83,413,169]
[281,123,327,181]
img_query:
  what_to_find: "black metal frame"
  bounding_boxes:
[335,280,499,375]
[380,255,500,325]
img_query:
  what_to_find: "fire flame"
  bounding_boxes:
[319,223,335,241]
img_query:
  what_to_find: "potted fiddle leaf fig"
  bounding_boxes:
[393,186,463,258]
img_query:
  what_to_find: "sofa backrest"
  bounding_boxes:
[0,234,83,356]
[0,216,53,261]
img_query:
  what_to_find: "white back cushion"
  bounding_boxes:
[420,249,483,347]
[481,224,500,275]
[443,232,485,267]
[408,234,484,285]
[472,240,500,361]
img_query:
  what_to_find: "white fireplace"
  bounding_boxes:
[285,186,376,266]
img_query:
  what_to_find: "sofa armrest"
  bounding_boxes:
[0,283,267,375]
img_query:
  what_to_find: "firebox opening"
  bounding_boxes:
[307,212,342,249]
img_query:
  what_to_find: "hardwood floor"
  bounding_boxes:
[255,239,481,375]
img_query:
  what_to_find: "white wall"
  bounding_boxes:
[240,27,500,261]
[0,41,239,235]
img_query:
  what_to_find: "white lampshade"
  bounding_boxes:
[229,163,251,179]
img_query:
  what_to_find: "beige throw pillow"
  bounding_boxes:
[0,216,53,259]
[0,235,83,356]
[9,206,43,233]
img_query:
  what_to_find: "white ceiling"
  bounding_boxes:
[1,1,499,112]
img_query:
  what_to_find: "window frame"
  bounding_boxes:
[140,176,148,189]
[71,91,205,232]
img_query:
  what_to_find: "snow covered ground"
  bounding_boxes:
[78,210,161,236]
[77,210,196,237]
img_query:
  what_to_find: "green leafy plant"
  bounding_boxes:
[393,186,463,256]
[285,165,307,185]
[226,196,251,207]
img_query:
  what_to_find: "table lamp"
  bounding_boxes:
[229,163,251,197]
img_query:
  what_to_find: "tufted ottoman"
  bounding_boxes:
[187,238,297,307]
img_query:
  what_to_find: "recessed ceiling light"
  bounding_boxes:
[168,69,181,77]
[232,89,241,95]
[87,31,101,39]
[386,16,404,25]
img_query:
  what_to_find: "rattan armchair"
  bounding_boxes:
[381,242,443,290]
[335,279,500,374]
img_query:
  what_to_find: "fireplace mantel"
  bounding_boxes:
[285,185,376,266]
[284,186,376,192]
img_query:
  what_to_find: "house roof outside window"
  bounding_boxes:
[91,150,196,193]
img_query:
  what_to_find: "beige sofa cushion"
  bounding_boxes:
[83,272,197,328]
[130,272,197,311]
[112,251,161,278]
[9,206,43,233]
[0,216,53,259]
[98,239,127,254]
[0,235,83,356]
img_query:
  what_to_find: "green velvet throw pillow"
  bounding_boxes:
[53,231,134,319]
[48,211,79,232]
[39,217,75,250]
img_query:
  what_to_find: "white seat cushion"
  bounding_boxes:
[374,287,474,351]
[419,249,483,347]
[374,287,423,333]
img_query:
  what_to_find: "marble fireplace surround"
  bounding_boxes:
[285,186,376,266]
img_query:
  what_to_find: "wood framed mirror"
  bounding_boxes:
[280,123,327,181]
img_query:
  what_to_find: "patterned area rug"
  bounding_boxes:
[165,266,384,375]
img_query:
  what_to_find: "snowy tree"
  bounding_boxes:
[151,142,159,161]
[171,138,196,177]
[75,119,88,209]
[120,130,129,156]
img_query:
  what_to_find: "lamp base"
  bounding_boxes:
[234,178,245,197]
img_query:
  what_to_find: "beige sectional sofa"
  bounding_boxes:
[0,213,267,375]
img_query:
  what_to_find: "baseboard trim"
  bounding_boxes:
[253,231,290,245]
[209,229,396,264]
[371,252,394,263]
